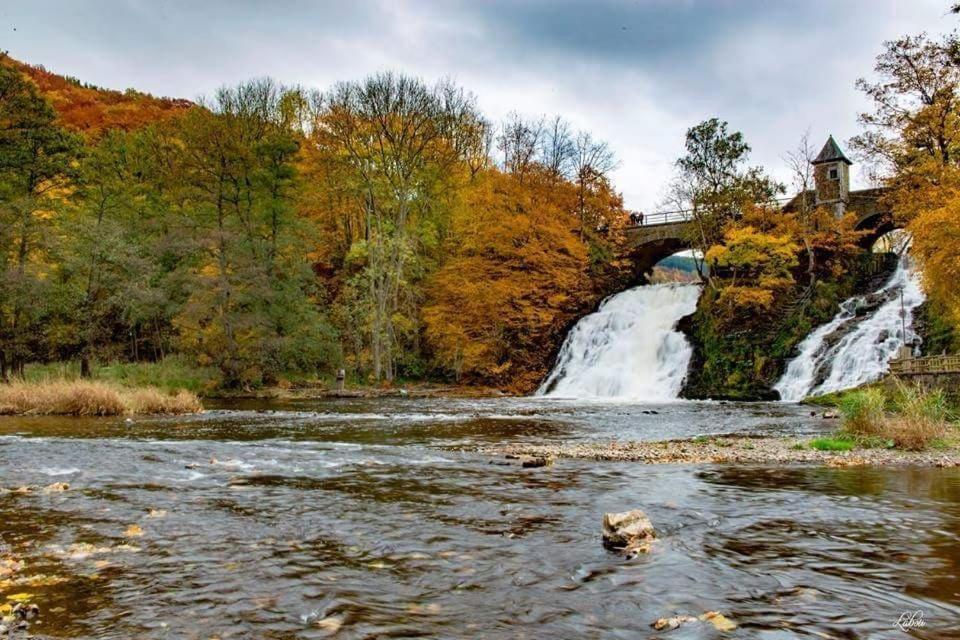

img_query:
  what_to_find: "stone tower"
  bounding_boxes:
[812,135,852,217]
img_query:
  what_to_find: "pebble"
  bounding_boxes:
[479,437,960,467]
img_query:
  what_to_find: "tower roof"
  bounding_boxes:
[812,135,852,165]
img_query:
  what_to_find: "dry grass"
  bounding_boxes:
[0,380,202,416]
[840,383,951,451]
[125,388,202,415]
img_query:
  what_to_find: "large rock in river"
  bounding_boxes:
[602,509,655,550]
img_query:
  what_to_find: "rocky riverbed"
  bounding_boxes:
[476,435,960,467]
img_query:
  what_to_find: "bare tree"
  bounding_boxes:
[497,112,544,182]
[571,131,618,237]
[784,130,817,277]
[540,115,574,179]
[320,72,484,381]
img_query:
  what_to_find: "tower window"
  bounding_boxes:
[829,167,839,180]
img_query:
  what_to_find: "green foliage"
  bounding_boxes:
[24,356,216,393]
[0,63,84,379]
[809,437,856,452]
[839,388,888,436]
[837,383,954,451]
[890,382,951,424]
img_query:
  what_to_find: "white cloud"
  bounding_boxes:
[2,0,953,210]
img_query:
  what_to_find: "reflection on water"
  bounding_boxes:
[0,399,958,638]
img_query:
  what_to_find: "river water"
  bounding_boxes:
[1,398,959,638]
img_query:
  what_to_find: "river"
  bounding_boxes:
[1,398,959,638]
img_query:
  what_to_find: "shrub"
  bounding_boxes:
[884,383,950,451]
[838,383,952,451]
[839,388,887,438]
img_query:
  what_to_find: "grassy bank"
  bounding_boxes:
[24,356,217,394]
[0,380,202,416]
[804,382,958,451]
[20,358,497,399]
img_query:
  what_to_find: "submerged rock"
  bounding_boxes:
[505,454,554,468]
[651,611,736,633]
[520,456,553,468]
[601,509,655,551]
[652,614,697,631]
[700,610,737,631]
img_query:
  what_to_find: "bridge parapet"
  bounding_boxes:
[890,354,960,376]
[626,221,690,247]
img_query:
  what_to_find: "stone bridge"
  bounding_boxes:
[625,206,895,278]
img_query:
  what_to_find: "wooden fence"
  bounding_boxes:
[889,354,960,376]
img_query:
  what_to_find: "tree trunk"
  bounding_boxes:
[80,355,91,379]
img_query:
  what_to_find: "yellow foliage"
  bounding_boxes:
[909,192,960,328]
[423,168,624,388]
[706,224,799,312]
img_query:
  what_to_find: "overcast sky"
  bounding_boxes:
[2,0,954,211]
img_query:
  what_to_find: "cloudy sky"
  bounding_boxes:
[2,0,954,211]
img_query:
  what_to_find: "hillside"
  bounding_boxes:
[1,53,192,137]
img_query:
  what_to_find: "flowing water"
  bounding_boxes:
[775,253,925,402]
[2,399,959,638]
[538,283,700,400]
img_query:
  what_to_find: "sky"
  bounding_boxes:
[2,0,955,212]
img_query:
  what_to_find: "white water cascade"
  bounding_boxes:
[774,253,925,402]
[537,283,701,400]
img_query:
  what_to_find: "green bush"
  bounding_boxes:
[839,388,887,438]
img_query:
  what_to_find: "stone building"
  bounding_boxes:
[783,135,886,226]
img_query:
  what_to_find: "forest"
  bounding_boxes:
[2,23,960,396]
[0,54,632,392]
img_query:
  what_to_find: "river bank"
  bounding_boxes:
[205,382,507,400]
[0,381,202,416]
[477,434,960,467]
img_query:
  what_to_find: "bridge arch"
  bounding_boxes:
[855,210,896,249]
[625,220,694,280]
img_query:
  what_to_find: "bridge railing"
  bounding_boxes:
[890,354,960,376]
[631,196,810,228]
[632,210,694,227]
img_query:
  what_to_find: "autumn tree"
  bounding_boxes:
[313,73,486,381]
[162,80,336,387]
[497,112,544,183]
[852,30,960,350]
[851,33,960,185]
[667,118,783,283]
[540,115,574,180]
[423,168,593,389]
[0,64,82,380]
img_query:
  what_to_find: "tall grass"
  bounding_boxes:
[885,383,950,450]
[0,381,202,416]
[838,388,887,437]
[24,356,216,393]
[839,383,952,451]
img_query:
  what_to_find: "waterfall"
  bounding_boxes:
[774,253,925,402]
[537,283,701,400]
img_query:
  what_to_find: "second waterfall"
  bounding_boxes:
[537,283,701,400]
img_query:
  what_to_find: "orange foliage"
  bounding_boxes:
[909,185,960,330]
[423,168,624,391]
[1,54,192,137]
